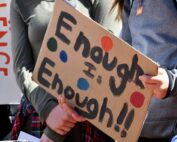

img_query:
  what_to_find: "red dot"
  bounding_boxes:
[130,92,145,108]
[101,36,113,52]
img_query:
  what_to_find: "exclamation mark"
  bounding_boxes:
[114,103,128,132]
[121,109,135,138]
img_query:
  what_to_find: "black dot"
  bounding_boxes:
[47,37,57,52]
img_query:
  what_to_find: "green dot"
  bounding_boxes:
[47,37,57,52]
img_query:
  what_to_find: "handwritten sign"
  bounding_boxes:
[0,0,21,104]
[32,0,158,141]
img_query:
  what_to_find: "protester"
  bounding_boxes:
[112,0,177,142]
[10,0,121,141]
[0,105,12,140]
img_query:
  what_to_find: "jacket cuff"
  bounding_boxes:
[163,69,172,99]
[44,127,66,142]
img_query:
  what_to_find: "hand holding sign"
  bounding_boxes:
[58,95,85,122]
[46,102,77,136]
[139,68,169,99]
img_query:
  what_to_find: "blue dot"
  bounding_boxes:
[60,50,68,63]
[77,78,90,91]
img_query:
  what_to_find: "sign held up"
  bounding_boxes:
[0,0,21,104]
[32,0,158,141]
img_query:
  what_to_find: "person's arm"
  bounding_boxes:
[10,1,67,141]
[10,0,57,123]
[10,1,83,141]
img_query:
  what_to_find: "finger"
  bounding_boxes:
[61,103,77,121]
[60,96,67,105]
[143,83,159,90]
[55,129,68,136]
[71,112,86,122]
[152,90,166,99]
[59,125,72,133]
[60,100,78,123]
[61,120,76,128]
[58,95,62,105]
[139,75,161,84]
[143,84,165,98]
[59,96,73,114]
[58,96,85,122]
[58,96,78,123]
[62,102,85,122]
[58,95,67,106]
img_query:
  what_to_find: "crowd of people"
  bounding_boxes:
[1,0,177,142]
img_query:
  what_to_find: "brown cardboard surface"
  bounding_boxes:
[32,0,158,141]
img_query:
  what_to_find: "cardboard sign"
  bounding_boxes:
[32,0,158,141]
[0,0,21,104]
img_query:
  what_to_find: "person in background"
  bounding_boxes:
[10,0,122,141]
[0,105,12,140]
[112,0,177,142]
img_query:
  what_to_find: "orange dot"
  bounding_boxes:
[101,36,113,52]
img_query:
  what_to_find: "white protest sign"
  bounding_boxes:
[18,131,40,142]
[0,0,21,104]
